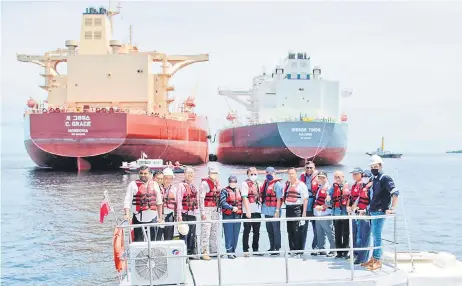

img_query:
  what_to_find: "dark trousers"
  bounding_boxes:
[243,213,261,252]
[179,214,197,255]
[334,218,350,256]
[286,205,304,253]
[301,211,318,250]
[265,214,281,250]
[223,213,242,253]
[156,213,175,241]
[132,214,160,242]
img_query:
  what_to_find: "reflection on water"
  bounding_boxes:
[1,153,462,285]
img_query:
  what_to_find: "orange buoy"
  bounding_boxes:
[113,228,126,273]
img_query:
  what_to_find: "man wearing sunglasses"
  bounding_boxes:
[241,167,262,257]
[363,155,399,271]
[299,161,319,254]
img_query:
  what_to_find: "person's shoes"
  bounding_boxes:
[310,252,318,256]
[335,253,343,258]
[318,251,327,256]
[228,255,235,259]
[266,248,274,255]
[344,255,351,260]
[354,259,362,265]
[201,254,211,261]
[232,255,237,259]
[361,258,375,267]
[244,252,250,257]
[326,252,336,257]
[253,251,264,256]
[366,259,382,271]
[271,249,280,256]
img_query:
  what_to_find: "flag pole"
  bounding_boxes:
[104,189,120,225]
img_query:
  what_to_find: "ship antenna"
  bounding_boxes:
[129,25,133,45]
[107,1,122,35]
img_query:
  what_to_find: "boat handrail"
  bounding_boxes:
[116,213,400,286]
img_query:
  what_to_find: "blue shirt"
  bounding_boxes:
[219,187,236,211]
[261,181,283,217]
[369,172,399,212]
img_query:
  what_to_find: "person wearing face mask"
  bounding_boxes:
[313,171,335,257]
[260,166,284,256]
[329,171,351,259]
[241,167,262,257]
[219,175,244,259]
[176,166,199,259]
[159,168,176,241]
[363,155,399,271]
[284,167,309,258]
[124,165,164,242]
[299,161,320,254]
[198,167,220,261]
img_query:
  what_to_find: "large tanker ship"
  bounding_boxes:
[19,6,210,171]
[217,52,349,166]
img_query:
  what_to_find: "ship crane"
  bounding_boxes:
[218,88,259,124]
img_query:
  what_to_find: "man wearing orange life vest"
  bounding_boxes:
[260,167,284,255]
[176,166,199,258]
[313,171,336,257]
[284,167,309,258]
[160,168,176,241]
[123,165,164,242]
[198,167,221,261]
[219,175,245,259]
[330,171,351,259]
[241,167,262,257]
[300,161,320,254]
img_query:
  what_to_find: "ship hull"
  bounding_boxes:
[24,113,209,170]
[216,121,347,166]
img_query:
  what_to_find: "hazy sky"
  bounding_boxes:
[2,0,462,154]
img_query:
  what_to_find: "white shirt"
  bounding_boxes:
[124,180,163,223]
[284,180,309,206]
[241,180,261,213]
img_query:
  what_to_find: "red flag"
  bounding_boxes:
[100,200,110,223]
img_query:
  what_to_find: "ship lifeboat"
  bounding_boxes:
[226,112,237,121]
[341,114,348,122]
[185,97,196,108]
[27,98,36,108]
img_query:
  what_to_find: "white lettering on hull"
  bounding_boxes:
[291,127,322,140]
[65,115,92,136]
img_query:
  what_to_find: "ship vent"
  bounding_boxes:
[85,18,93,27]
[94,18,102,26]
[94,31,102,40]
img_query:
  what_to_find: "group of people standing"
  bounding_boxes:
[123,154,398,271]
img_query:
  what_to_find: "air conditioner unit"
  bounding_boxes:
[128,240,186,285]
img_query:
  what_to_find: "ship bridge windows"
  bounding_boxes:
[93,31,102,40]
[85,18,93,26]
[94,18,102,26]
[84,31,92,40]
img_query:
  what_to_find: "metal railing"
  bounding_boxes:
[115,213,398,286]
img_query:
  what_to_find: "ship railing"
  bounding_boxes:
[115,213,400,286]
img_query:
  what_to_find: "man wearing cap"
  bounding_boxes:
[330,170,351,259]
[219,175,246,259]
[299,161,320,254]
[347,168,367,263]
[363,155,399,270]
[241,167,262,257]
[260,167,284,255]
[313,171,335,257]
[176,166,199,258]
[159,168,176,241]
[198,167,221,260]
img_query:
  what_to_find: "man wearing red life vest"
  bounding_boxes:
[329,171,351,259]
[123,165,164,242]
[313,171,335,257]
[284,167,309,258]
[176,166,199,258]
[219,175,245,259]
[299,161,320,254]
[241,167,262,257]
[347,168,372,265]
[159,168,176,241]
[260,166,283,255]
[198,167,220,261]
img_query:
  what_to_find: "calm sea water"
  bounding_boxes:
[1,150,461,285]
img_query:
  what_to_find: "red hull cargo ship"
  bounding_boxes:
[19,6,210,170]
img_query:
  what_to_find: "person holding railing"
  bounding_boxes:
[313,171,335,257]
[299,161,320,255]
[363,155,399,271]
[260,167,283,256]
[220,175,247,259]
[176,166,199,259]
[330,171,351,259]
[284,167,309,258]
[348,169,373,265]
[198,167,221,261]
[159,168,177,241]
[123,165,164,242]
[241,167,262,257]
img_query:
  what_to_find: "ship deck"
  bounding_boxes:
[186,255,407,286]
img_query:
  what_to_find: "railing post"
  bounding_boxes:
[217,217,222,286]
[283,216,289,284]
[394,215,397,271]
[147,226,153,286]
[348,217,354,281]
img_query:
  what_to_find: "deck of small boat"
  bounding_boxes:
[187,255,407,286]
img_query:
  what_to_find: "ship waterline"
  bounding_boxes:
[25,113,209,170]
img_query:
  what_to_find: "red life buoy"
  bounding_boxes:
[49,108,54,113]
[42,108,47,113]
[55,108,60,113]
[101,108,107,113]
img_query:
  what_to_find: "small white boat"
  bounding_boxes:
[120,152,185,174]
